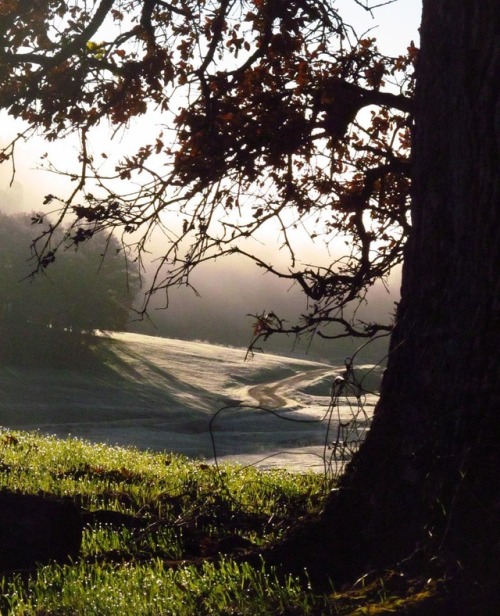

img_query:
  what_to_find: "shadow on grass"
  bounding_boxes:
[0,328,226,440]
[0,325,116,370]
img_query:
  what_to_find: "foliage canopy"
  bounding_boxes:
[0,0,416,347]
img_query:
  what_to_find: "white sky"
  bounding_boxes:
[345,0,421,53]
[1,0,421,210]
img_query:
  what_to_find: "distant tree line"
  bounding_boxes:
[0,213,139,365]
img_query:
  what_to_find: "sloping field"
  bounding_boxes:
[0,332,379,471]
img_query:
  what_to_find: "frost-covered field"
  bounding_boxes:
[0,332,379,472]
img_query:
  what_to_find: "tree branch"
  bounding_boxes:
[1,0,115,69]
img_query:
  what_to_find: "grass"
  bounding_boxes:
[0,430,472,615]
[0,429,332,615]
[3,559,320,615]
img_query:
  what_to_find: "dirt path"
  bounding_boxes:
[246,368,334,408]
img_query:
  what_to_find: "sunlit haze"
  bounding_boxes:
[0,1,420,354]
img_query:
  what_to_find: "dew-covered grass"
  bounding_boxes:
[2,558,327,616]
[0,429,470,615]
[0,429,332,615]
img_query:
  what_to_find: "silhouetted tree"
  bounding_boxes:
[1,0,413,344]
[1,0,498,600]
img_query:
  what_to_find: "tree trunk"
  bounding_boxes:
[268,0,499,587]
[327,0,500,578]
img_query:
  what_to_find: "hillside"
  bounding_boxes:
[0,332,380,471]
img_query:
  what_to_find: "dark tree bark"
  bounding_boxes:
[268,0,500,589]
[328,0,500,578]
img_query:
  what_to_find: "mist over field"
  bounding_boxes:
[0,200,388,473]
[126,250,397,361]
[0,153,391,473]
[0,332,381,472]
[0,188,396,360]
